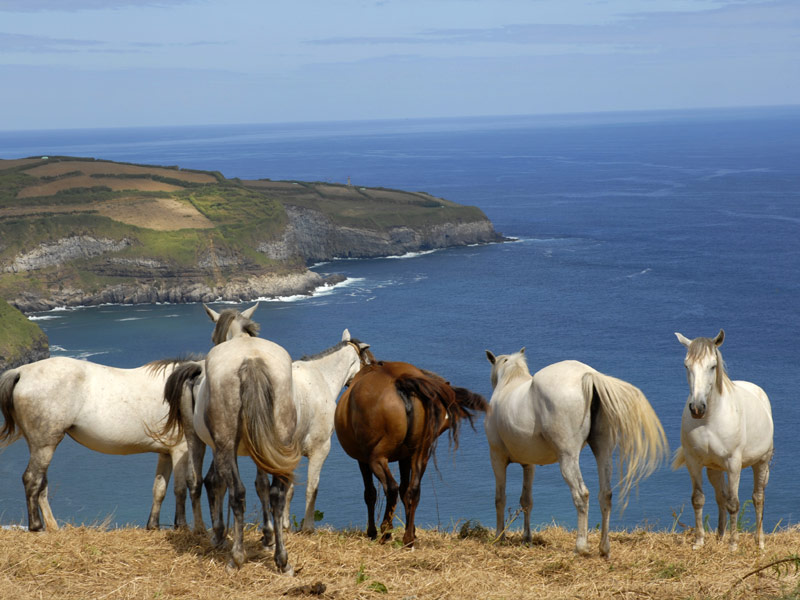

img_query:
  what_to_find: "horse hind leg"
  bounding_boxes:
[147,453,173,530]
[255,469,275,550]
[371,457,399,543]
[358,461,378,540]
[269,475,294,575]
[401,454,433,549]
[558,452,591,556]
[752,457,771,550]
[22,439,62,531]
[589,431,613,557]
[204,458,227,548]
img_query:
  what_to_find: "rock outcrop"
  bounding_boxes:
[259,205,504,263]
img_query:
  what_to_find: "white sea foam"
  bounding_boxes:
[384,249,438,259]
[627,268,652,278]
[254,276,366,303]
[27,314,62,321]
[116,317,146,322]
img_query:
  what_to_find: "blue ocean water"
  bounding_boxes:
[1,107,799,538]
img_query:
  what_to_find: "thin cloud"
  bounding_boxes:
[0,32,106,52]
[0,0,200,12]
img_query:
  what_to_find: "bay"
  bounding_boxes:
[1,107,798,535]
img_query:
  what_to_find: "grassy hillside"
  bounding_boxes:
[1,524,799,599]
[0,156,492,304]
[0,298,48,370]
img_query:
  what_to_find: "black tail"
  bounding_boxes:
[0,370,21,446]
[162,362,203,437]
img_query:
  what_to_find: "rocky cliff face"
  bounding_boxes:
[259,205,504,263]
[3,205,502,313]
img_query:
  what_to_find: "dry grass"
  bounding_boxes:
[16,175,184,198]
[2,524,799,599]
[0,197,215,230]
[22,160,217,184]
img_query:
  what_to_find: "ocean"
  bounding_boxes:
[1,106,798,536]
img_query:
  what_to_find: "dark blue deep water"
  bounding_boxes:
[1,107,799,537]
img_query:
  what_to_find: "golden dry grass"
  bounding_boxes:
[0,196,215,230]
[16,175,184,198]
[22,160,217,184]
[2,524,799,600]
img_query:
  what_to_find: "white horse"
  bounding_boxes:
[484,349,667,557]
[165,328,372,540]
[0,356,205,532]
[264,329,373,537]
[672,330,773,550]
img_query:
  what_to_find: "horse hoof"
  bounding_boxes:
[262,541,276,552]
[280,563,295,576]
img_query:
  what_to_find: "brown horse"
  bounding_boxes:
[334,361,487,548]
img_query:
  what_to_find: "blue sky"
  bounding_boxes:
[1,0,798,130]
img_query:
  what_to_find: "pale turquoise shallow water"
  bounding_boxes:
[1,107,798,534]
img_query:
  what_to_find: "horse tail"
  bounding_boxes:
[162,361,203,437]
[238,357,300,482]
[671,446,686,470]
[395,374,485,453]
[583,371,668,509]
[0,369,21,446]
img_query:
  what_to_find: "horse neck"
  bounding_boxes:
[301,345,360,398]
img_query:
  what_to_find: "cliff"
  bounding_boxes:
[0,298,49,372]
[0,157,504,312]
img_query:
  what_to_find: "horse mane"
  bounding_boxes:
[211,309,260,345]
[494,352,531,388]
[685,337,734,394]
[145,353,206,377]
[299,338,372,362]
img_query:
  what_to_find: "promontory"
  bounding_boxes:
[0,156,503,312]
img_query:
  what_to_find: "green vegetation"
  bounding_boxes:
[0,298,48,370]
[0,156,494,307]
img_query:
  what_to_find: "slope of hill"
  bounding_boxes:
[0,298,48,372]
[0,157,502,311]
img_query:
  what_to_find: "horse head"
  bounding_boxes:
[340,329,374,386]
[204,302,261,345]
[485,347,528,389]
[675,329,728,418]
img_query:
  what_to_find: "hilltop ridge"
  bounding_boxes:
[0,156,503,312]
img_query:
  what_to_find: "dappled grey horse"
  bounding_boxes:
[0,356,204,532]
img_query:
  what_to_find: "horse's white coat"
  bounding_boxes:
[0,356,199,531]
[672,330,773,550]
[485,350,666,557]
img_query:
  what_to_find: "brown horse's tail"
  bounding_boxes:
[162,361,204,437]
[0,369,21,446]
[583,371,668,510]
[238,357,301,482]
[394,374,487,455]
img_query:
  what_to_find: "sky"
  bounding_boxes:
[0,0,798,130]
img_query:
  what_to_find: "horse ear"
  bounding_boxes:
[714,329,725,347]
[358,342,370,351]
[342,329,351,341]
[485,350,496,364]
[519,347,526,355]
[675,332,691,348]
[203,303,220,323]
[241,302,259,320]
